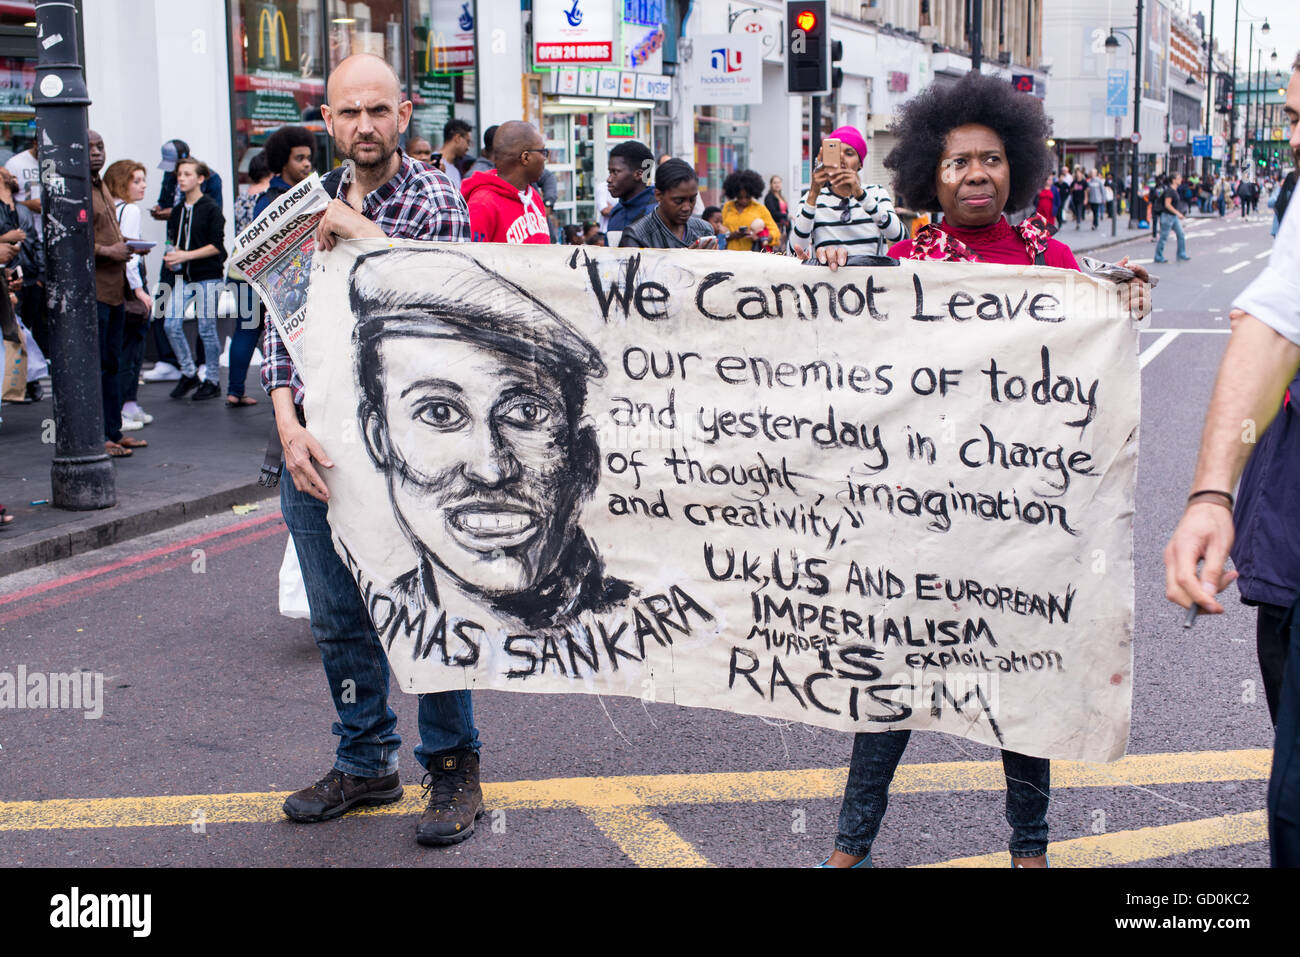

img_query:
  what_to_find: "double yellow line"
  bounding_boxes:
[0,748,1271,867]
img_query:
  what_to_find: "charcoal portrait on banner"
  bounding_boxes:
[349,247,633,633]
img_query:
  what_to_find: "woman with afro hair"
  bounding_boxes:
[719,168,781,252]
[820,71,1148,869]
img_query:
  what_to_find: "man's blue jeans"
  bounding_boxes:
[280,468,480,777]
[835,730,1050,859]
[163,278,222,383]
[1154,214,1187,261]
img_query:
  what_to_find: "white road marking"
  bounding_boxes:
[1140,328,1230,334]
[1129,258,1154,265]
[1139,330,1181,369]
[1223,261,1252,274]
[1255,250,1271,259]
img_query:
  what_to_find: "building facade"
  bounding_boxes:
[1041,0,1175,182]
[48,0,1053,257]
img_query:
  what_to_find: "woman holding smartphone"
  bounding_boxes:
[788,126,904,259]
[618,160,717,250]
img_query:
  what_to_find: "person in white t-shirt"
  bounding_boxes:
[1163,55,1300,868]
[104,160,155,429]
[5,142,45,356]
[5,143,40,238]
[594,178,614,232]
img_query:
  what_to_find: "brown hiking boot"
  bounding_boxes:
[416,749,484,846]
[282,767,403,823]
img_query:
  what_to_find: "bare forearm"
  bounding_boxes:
[270,387,299,440]
[1189,316,1300,493]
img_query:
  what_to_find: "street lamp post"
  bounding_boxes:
[1105,0,1144,229]
[1227,8,1268,174]
[32,0,115,509]
[1203,0,1215,180]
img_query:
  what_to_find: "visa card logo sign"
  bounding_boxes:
[693,34,761,104]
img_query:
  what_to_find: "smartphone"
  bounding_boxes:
[821,138,842,168]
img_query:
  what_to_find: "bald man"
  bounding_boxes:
[461,120,551,244]
[262,53,485,848]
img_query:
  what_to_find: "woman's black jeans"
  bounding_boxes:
[835,729,1050,860]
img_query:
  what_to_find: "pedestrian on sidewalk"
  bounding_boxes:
[1036,174,1057,227]
[462,120,551,244]
[788,125,903,258]
[764,174,790,239]
[89,130,147,458]
[5,141,46,359]
[721,169,781,251]
[1154,172,1190,263]
[162,158,226,401]
[817,71,1149,869]
[617,158,716,248]
[0,167,42,403]
[150,138,222,221]
[1069,167,1087,228]
[103,160,154,428]
[1086,168,1104,228]
[702,205,728,248]
[1166,56,1300,867]
[436,118,472,192]
[265,53,483,847]
[233,150,272,230]
[605,140,656,246]
[226,150,274,409]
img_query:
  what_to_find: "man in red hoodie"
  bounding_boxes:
[462,121,551,244]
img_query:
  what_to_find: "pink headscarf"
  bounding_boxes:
[827,126,868,164]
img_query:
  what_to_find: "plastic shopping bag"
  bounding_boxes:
[278,536,311,620]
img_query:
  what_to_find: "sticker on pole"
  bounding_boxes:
[39,74,62,98]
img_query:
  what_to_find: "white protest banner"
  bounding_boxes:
[301,241,1139,762]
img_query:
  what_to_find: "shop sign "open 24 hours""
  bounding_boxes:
[534,0,616,64]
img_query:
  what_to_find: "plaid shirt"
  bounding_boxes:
[261,153,471,405]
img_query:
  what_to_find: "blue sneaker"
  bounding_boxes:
[818,852,873,868]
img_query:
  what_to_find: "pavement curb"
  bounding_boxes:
[0,481,279,578]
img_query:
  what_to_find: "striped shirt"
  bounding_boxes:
[788,184,905,256]
[261,153,471,405]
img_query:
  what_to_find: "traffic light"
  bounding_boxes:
[787,1,829,94]
[831,39,843,90]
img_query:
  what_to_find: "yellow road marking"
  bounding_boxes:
[581,784,711,868]
[920,810,1268,868]
[0,748,1269,833]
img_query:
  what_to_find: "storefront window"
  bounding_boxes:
[408,0,476,150]
[327,0,406,74]
[0,12,37,166]
[0,55,34,166]
[229,0,329,178]
[694,105,749,207]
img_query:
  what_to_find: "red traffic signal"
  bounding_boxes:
[795,9,818,32]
